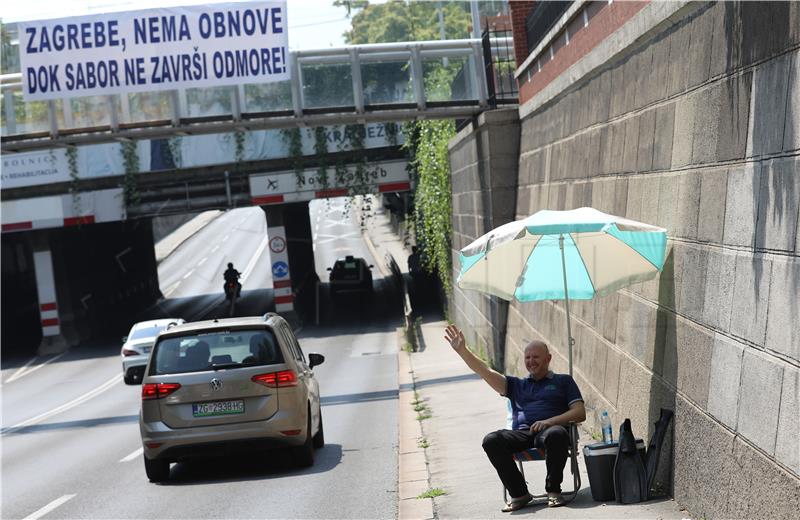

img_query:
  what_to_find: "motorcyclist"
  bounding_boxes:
[223,262,242,298]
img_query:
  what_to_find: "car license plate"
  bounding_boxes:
[192,400,244,417]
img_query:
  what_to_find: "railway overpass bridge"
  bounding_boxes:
[1,37,517,354]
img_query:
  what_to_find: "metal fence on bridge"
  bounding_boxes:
[1,36,515,153]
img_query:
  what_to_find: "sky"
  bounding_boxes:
[1,0,359,50]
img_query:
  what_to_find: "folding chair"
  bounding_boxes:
[502,400,582,504]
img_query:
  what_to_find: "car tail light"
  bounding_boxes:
[122,348,139,356]
[280,430,301,436]
[251,370,298,388]
[142,382,181,400]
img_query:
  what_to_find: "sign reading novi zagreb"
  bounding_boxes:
[18,1,289,101]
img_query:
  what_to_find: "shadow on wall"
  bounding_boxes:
[650,249,677,497]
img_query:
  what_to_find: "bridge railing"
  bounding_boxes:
[1,37,514,152]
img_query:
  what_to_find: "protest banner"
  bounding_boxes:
[18,1,289,101]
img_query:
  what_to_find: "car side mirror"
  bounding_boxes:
[122,336,128,344]
[308,353,325,369]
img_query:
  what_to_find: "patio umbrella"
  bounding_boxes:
[456,207,667,375]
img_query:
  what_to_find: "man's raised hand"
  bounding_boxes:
[444,324,466,353]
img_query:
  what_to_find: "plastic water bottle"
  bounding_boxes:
[601,411,613,444]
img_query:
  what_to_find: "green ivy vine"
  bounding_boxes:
[280,128,303,187]
[120,140,140,208]
[313,126,330,191]
[234,129,246,165]
[404,118,455,295]
[385,122,399,147]
[65,146,82,218]
[168,136,183,168]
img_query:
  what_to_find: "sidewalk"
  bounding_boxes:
[361,205,692,519]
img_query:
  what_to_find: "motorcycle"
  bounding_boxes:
[223,280,241,301]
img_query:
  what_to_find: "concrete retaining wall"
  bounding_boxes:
[449,2,799,518]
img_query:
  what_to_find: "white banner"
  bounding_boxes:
[19,1,289,101]
[249,160,410,197]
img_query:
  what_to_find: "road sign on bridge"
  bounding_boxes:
[250,159,410,206]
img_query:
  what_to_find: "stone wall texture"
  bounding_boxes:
[448,2,800,518]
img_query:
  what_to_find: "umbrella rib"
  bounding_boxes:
[569,232,597,296]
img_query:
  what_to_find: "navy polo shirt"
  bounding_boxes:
[505,371,583,430]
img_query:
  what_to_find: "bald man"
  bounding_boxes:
[444,324,586,511]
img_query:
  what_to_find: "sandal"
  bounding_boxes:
[547,492,566,508]
[501,493,533,512]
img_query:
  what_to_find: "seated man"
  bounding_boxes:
[444,324,585,512]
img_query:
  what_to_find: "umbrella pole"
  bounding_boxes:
[559,235,575,376]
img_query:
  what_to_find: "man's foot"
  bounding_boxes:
[501,493,533,512]
[547,492,566,508]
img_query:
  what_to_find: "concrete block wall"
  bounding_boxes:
[449,2,800,518]
[449,109,520,369]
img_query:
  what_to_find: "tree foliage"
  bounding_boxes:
[341,0,472,44]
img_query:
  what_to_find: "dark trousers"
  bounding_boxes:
[482,425,570,497]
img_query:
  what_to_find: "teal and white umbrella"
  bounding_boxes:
[457,207,667,374]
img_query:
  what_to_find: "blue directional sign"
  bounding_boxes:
[272,261,289,279]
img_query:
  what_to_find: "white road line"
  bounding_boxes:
[222,235,230,242]
[4,374,122,435]
[182,269,195,280]
[23,494,76,520]
[120,447,144,463]
[211,245,220,253]
[4,352,66,385]
[197,257,208,267]
[162,281,181,298]
[241,233,270,284]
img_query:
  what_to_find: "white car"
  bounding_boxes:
[121,319,184,384]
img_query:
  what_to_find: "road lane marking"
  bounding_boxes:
[222,235,230,242]
[197,257,208,267]
[162,281,181,298]
[23,494,76,520]
[3,374,122,436]
[120,447,144,463]
[211,245,220,253]
[4,352,66,385]
[241,233,270,284]
[182,269,195,280]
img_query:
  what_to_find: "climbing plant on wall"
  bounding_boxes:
[120,140,140,207]
[313,126,330,191]
[280,127,304,187]
[64,146,82,218]
[233,129,246,165]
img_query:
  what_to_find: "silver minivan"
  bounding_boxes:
[130,313,325,482]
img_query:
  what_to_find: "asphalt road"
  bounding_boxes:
[1,202,402,519]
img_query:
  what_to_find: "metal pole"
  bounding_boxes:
[470,0,481,39]
[437,2,449,67]
[559,234,575,376]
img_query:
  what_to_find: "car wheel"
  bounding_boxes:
[292,414,315,468]
[143,455,170,482]
[313,410,325,449]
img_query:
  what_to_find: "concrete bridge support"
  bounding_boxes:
[262,202,318,322]
[1,220,162,356]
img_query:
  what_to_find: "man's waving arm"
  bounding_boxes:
[444,324,506,395]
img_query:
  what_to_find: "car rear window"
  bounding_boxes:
[150,328,284,375]
[129,325,167,341]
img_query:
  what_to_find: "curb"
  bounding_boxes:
[155,210,224,264]
[398,335,435,520]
